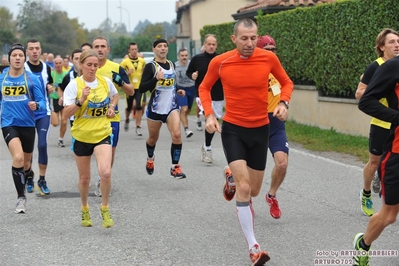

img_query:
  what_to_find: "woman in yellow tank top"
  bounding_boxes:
[62,49,119,228]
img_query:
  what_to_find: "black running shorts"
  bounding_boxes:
[221,121,269,171]
[369,124,390,156]
[379,151,399,205]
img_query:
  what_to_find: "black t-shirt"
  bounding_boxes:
[186,52,224,100]
[360,61,379,85]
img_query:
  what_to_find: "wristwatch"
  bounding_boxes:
[75,99,82,107]
[279,100,289,109]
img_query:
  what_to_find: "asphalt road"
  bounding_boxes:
[0,99,398,266]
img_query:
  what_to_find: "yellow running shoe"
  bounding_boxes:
[81,208,93,227]
[101,207,114,228]
[359,189,374,217]
[353,233,370,266]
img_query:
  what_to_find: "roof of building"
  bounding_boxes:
[237,0,335,13]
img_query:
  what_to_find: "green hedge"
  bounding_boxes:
[201,0,399,98]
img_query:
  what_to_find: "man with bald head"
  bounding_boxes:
[46,53,55,70]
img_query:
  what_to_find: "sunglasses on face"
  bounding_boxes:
[264,47,277,52]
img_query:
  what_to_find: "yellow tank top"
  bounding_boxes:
[120,57,145,89]
[96,60,121,122]
[370,57,390,129]
[71,75,112,143]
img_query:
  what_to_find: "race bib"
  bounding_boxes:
[271,83,281,96]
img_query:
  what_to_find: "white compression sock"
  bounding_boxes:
[236,203,257,250]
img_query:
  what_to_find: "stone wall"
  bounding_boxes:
[289,85,370,137]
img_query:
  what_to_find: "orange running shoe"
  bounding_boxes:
[222,166,235,201]
[146,157,154,175]
[249,244,270,266]
[170,165,186,179]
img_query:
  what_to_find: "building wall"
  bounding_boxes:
[177,0,255,41]
[179,9,191,37]
[290,85,370,137]
[190,0,250,40]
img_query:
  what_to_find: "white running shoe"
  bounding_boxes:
[185,129,193,138]
[196,120,203,131]
[136,126,142,136]
[201,145,213,163]
[15,196,27,214]
[371,173,380,194]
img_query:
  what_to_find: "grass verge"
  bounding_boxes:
[285,120,369,163]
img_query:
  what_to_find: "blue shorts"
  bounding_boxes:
[268,113,289,155]
[177,85,195,109]
[146,108,180,124]
[111,122,119,147]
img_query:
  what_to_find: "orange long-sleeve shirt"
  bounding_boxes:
[199,48,293,128]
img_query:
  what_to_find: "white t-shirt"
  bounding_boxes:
[63,76,118,106]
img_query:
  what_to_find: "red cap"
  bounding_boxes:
[257,35,276,48]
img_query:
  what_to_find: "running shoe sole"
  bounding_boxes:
[222,166,235,201]
[252,252,270,266]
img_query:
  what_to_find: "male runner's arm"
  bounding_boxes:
[355,63,378,100]
[139,64,158,93]
[117,66,134,96]
[186,56,197,81]
[198,58,221,133]
[359,61,399,123]
[30,74,47,112]
[46,65,54,94]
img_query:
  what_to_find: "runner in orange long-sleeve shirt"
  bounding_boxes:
[199,18,293,265]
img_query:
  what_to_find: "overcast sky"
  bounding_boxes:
[2,0,177,31]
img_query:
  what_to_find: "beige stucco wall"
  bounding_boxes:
[179,10,192,37]
[289,85,370,137]
[189,0,253,40]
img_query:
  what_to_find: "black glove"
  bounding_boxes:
[112,71,124,87]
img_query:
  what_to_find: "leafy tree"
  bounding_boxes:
[69,18,89,51]
[140,23,165,42]
[111,36,133,58]
[133,35,153,52]
[132,19,152,36]
[17,0,46,38]
[110,35,153,59]
[40,11,76,56]
[162,20,177,39]
[16,0,88,57]
[0,7,17,54]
